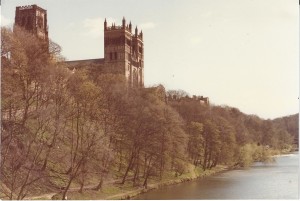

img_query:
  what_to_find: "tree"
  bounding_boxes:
[92,74,127,190]
[167,89,189,99]
[1,26,67,200]
[186,121,204,166]
[215,117,237,165]
[202,120,221,170]
[108,87,188,188]
[54,70,107,199]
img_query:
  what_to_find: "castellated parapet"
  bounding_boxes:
[12,4,209,103]
[14,4,144,88]
[14,4,48,41]
[103,17,144,87]
[66,17,144,88]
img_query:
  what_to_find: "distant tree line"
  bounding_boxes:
[1,27,298,200]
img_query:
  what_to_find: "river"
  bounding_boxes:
[135,152,299,199]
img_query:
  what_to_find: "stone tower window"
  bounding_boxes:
[114,52,117,60]
[37,16,43,29]
[26,16,32,30]
[126,39,131,46]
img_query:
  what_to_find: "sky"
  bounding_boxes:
[1,0,299,119]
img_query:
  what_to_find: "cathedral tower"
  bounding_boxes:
[104,17,144,87]
[14,5,48,42]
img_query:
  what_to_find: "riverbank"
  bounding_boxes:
[50,164,228,200]
[268,147,297,159]
[114,165,229,200]
[29,148,295,200]
[103,149,292,200]
[135,152,299,200]
[28,149,297,200]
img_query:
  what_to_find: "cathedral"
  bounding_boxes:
[14,4,144,88]
[14,4,209,104]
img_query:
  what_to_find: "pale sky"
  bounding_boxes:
[1,0,299,119]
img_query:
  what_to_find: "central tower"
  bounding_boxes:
[104,17,144,87]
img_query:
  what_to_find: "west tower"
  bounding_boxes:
[104,17,144,87]
[15,5,49,42]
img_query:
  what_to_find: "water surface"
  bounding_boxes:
[136,152,299,199]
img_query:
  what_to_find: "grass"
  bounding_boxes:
[54,182,139,200]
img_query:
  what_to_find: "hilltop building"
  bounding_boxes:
[13,4,208,103]
[66,17,144,87]
[15,5,143,88]
[168,95,209,105]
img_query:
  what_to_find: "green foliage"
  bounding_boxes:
[186,121,204,165]
[238,144,255,167]
[1,26,297,200]
[237,144,275,167]
[169,93,296,170]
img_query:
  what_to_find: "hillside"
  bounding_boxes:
[1,27,298,200]
[272,114,299,146]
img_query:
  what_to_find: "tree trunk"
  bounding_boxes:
[93,176,103,191]
[159,133,165,180]
[79,175,84,193]
[142,156,153,189]
[121,152,135,184]
[118,144,123,172]
[143,172,149,189]
[62,177,73,200]
[203,150,208,171]
[133,158,140,186]
[143,153,148,178]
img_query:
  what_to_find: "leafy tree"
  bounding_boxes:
[1,26,66,199]
[237,144,255,167]
[186,121,204,166]
[202,120,221,170]
[215,117,237,165]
